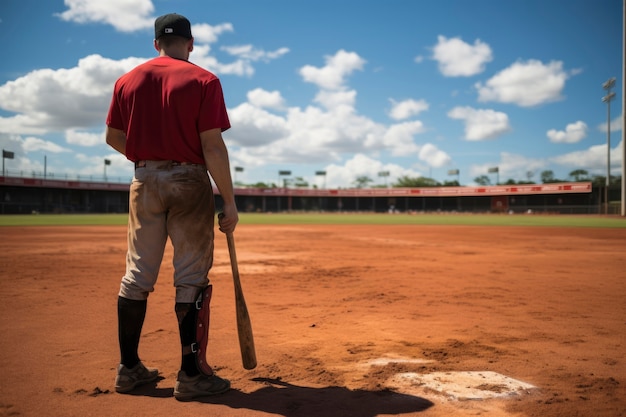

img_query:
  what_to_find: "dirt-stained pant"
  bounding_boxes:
[119,161,215,303]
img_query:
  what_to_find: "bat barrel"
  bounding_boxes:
[226,231,257,370]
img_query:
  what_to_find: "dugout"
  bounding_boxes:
[235,192,595,214]
[0,177,129,214]
[225,182,597,214]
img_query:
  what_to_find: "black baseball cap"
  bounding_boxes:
[155,13,192,39]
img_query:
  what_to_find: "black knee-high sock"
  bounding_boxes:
[175,303,200,377]
[118,296,147,369]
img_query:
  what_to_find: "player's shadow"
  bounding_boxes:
[126,376,173,398]
[198,377,434,417]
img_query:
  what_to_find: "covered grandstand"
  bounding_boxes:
[0,176,605,215]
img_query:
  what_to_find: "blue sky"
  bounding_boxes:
[0,0,623,188]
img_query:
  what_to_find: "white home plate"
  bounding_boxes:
[388,371,536,401]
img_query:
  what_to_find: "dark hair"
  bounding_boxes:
[156,35,191,48]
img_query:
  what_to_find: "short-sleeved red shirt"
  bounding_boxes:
[106,56,230,164]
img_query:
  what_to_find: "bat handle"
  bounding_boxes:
[225,233,239,277]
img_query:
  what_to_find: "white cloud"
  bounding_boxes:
[469,152,546,183]
[547,121,588,144]
[314,90,357,110]
[192,44,289,77]
[0,54,145,135]
[0,114,50,136]
[247,89,286,110]
[0,134,23,153]
[382,121,424,156]
[236,104,384,163]
[192,23,234,44]
[22,136,70,153]
[324,154,422,189]
[191,45,255,76]
[432,35,493,77]
[551,139,623,173]
[56,0,154,32]
[598,114,623,133]
[419,143,451,168]
[228,94,389,167]
[476,59,568,107]
[299,50,366,90]
[388,99,429,121]
[221,45,290,62]
[0,134,72,175]
[57,1,287,77]
[65,129,103,147]
[227,48,399,166]
[227,102,289,147]
[448,106,511,140]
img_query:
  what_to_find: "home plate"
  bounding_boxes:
[388,371,536,401]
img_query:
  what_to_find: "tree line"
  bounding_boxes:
[235,169,620,189]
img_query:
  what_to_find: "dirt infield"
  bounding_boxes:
[0,224,624,417]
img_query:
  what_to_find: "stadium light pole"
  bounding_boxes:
[3,149,15,176]
[234,166,244,185]
[448,169,460,185]
[104,158,111,181]
[602,77,616,215]
[622,0,626,216]
[488,166,499,185]
[315,170,327,189]
[378,170,390,188]
[278,170,291,188]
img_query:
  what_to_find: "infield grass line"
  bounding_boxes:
[1,213,625,228]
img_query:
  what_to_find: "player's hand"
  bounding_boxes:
[218,205,239,234]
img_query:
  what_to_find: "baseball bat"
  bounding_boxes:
[225,231,257,370]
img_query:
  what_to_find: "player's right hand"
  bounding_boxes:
[218,206,239,234]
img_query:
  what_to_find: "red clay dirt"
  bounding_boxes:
[0,223,625,417]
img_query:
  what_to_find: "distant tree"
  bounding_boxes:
[569,169,589,182]
[592,175,608,188]
[504,178,517,185]
[393,176,440,187]
[474,175,491,186]
[293,176,309,188]
[540,170,561,183]
[442,180,460,187]
[526,170,535,183]
[250,182,273,188]
[591,174,619,187]
[353,176,373,188]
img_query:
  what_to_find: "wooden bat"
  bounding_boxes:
[225,231,257,370]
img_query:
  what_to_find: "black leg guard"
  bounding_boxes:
[176,302,199,376]
[175,285,213,377]
[117,296,147,369]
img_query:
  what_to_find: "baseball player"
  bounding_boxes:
[105,13,239,400]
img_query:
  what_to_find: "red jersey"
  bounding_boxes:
[106,56,230,164]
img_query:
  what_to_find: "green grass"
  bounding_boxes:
[1,212,625,227]
[0,214,129,226]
